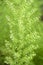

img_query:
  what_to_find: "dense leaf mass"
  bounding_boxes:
[0,0,43,65]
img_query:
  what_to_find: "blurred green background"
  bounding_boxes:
[0,0,43,65]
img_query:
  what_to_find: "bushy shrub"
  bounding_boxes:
[0,0,43,65]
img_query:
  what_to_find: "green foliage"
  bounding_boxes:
[0,0,43,65]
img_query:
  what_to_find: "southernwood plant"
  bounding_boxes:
[0,0,43,65]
